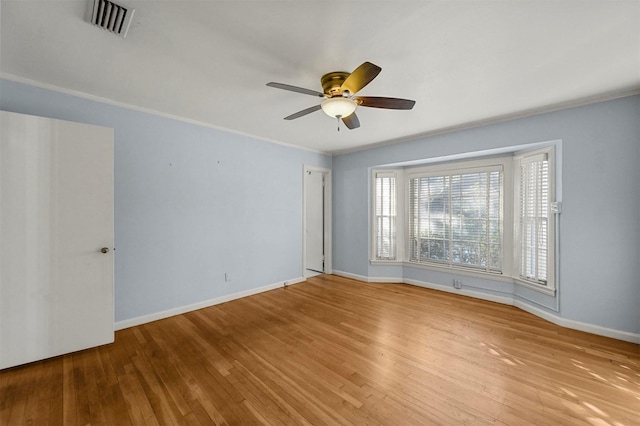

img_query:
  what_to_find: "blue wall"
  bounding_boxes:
[2,78,638,339]
[333,95,640,337]
[1,79,331,323]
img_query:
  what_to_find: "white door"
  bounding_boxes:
[0,111,114,370]
[305,170,324,273]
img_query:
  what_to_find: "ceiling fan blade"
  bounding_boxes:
[341,62,382,94]
[342,113,360,130]
[355,96,416,110]
[267,82,324,97]
[283,104,322,120]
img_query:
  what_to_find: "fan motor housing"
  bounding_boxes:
[321,72,350,96]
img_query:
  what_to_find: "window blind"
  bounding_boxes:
[375,173,397,260]
[409,168,503,272]
[519,154,549,284]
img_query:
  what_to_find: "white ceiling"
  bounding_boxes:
[2,1,639,154]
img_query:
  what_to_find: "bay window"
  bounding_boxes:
[371,146,556,294]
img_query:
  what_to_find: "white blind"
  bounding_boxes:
[409,169,503,272]
[375,173,397,260]
[519,154,549,284]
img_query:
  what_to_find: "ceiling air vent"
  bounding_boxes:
[89,0,135,38]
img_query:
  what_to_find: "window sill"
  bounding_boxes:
[402,261,512,282]
[513,277,556,296]
[370,259,403,266]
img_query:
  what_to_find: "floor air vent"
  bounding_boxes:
[89,0,135,38]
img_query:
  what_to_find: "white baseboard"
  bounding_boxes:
[334,273,640,344]
[332,270,403,283]
[512,301,640,344]
[115,276,305,331]
[368,276,404,283]
[403,278,515,306]
[115,271,639,344]
[332,270,368,281]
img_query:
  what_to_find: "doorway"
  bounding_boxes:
[303,166,331,278]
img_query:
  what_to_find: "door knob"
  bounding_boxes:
[101,247,109,253]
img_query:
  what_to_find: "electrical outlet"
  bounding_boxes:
[453,279,462,289]
[225,273,231,282]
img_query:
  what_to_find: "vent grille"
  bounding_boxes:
[90,0,135,38]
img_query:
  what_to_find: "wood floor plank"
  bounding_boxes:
[1,275,639,425]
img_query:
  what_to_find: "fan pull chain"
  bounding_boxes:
[337,115,341,132]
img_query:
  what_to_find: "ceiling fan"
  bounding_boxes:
[266,62,416,130]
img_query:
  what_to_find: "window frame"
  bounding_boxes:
[405,157,513,275]
[513,146,556,293]
[370,169,403,264]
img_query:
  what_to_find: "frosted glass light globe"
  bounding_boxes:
[321,97,357,118]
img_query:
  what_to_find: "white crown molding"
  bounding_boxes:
[332,87,640,156]
[4,74,637,158]
[0,73,330,155]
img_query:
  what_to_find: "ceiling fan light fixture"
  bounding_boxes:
[321,97,357,118]
[266,61,415,129]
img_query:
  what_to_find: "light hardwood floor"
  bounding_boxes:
[1,274,639,425]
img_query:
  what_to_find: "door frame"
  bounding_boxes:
[302,165,332,276]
